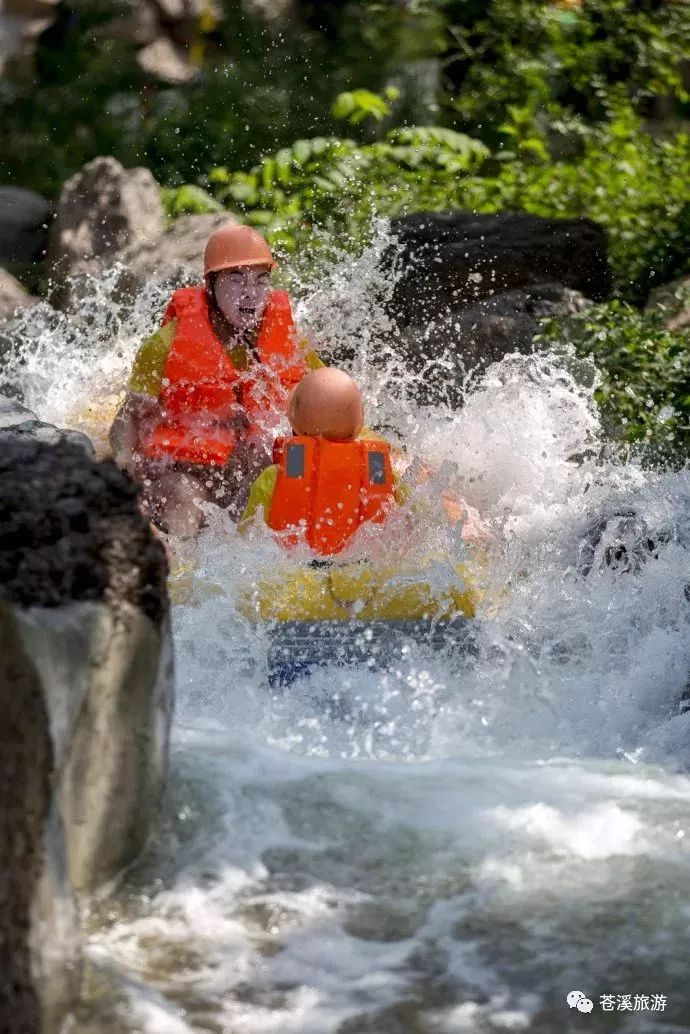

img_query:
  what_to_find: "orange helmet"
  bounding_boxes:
[204,223,276,276]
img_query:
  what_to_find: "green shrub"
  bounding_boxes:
[205,125,490,252]
[161,185,223,220]
[436,0,690,142]
[460,105,690,302]
[538,300,690,458]
[7,0,687,201]
[0,0,442,197]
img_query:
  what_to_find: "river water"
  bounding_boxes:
[5,238,690,1032]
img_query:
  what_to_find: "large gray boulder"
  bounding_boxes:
[0,600,80,1034]
[646,274,690,333]
[46,154,238,306]
[0,406,172,1031]
[0,394,94,455]
[122,210,238,290]
[0,186,53,266]
[47,156,165,282]
[0,268,39,322]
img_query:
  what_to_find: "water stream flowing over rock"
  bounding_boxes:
[0,403,173,1032]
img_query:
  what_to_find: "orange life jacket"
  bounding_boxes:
[141,286,305,465]
[267,436,396,556]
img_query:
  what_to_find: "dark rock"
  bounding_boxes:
[376,212,611,405]
[379,281,592,408]
[444,282,590,366]
[388,212,611,326]
[0,395,173,1031]
[0,186,53,266]
[0,424,176,889]
[0,434,167,623]
[0,394,95,456]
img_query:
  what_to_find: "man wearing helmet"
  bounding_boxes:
[109,223,322,536]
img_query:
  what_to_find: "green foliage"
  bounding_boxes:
[3,0,688,203]
[436,0,690,143]
[538,300,690,457]
[332,88,399,125]
[0,7,142,197]
[0,0,445,197]
[161,185,223,220]
[205,125,489,251]
[459,105,690,302]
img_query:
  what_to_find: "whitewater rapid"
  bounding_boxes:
[4,239,690,1032]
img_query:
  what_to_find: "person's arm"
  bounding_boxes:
[393,473,412,507]
[109,322,175,474]
[398,458,496,546]
[239,465,279,530]
[128,321,176,395]
[109,393,162,476]
[304,348,325,370]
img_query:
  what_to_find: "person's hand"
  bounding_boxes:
[441,490,495,547]
[460,507,496,548]
[441,490,464,524]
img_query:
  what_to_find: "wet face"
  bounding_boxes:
[213,266,271,333]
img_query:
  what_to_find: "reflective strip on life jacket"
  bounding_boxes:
[141,286,305,465]
[267,436,395,556]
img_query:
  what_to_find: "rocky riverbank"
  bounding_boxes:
[0,398,173,1033]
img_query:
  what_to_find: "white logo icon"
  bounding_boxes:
[578,998,594,1013]
[567,991,586,1009]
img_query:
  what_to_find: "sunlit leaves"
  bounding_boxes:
[332,89,393,124]
[161,184,223,219]
[538,300,690,457]
[200,123,488,251]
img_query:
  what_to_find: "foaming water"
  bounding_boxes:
[4,233,690,1031]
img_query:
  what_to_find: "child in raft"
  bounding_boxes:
[240,367,493,553]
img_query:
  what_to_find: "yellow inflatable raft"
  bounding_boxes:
[236,555,481,623]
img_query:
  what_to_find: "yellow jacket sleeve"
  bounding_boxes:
[128,320,177,396]
[393,474,412,507]
[304,348,325,371]
[239,465,279,528]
